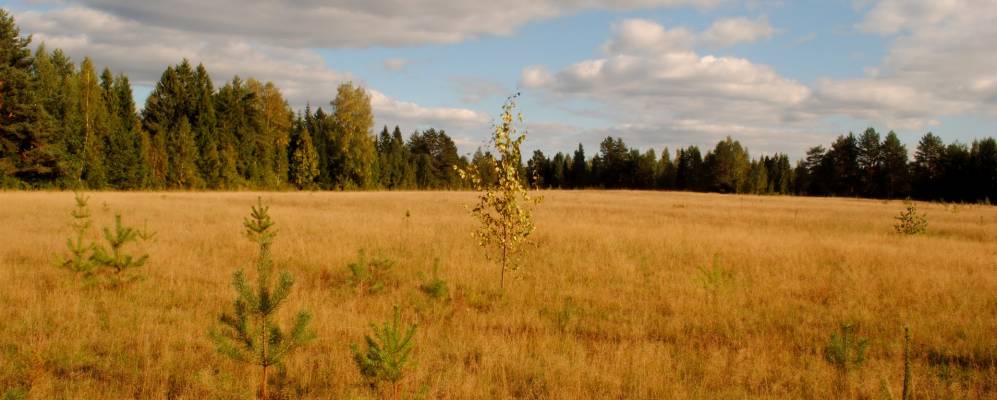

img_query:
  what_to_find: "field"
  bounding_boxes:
[1,191,995,399]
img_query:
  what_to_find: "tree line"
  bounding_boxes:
[2,10,996,201]
[526,130,997,202]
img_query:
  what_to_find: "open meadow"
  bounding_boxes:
[1,191,995,399]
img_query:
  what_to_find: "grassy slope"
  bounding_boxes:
[0,191,995,399]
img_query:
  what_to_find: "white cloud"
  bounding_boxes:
[699,16,776,48]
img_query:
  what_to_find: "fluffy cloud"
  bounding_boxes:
[524,4,997,155]
[699,16,776,48]
[823,0,997,125]
[523,18,812,153]
[602,17,774,54]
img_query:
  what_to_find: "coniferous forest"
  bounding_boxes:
[2,9,995,202]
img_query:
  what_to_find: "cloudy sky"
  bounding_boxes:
[6,0,997,158]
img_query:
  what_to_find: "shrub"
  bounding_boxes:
[211,199,315,400]
[696,255,734,299]
[894,203,927,235]
[351,306,417,400]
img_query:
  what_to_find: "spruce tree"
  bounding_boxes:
[0,10,59,187]
[289,120,319,189]
[211,199,314,400]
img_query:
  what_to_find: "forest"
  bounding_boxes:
[1,9,995,202]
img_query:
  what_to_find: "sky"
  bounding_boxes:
[6,0,997,159]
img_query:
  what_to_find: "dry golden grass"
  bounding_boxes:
[1,190,995,399]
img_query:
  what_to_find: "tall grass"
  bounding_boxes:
[0,191,995,398]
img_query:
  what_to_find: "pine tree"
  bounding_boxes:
[351,306,417,399]
[211,199,315,400]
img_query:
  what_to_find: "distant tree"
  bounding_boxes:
[912,132,945,200]
[857,128,883,197]
[526,150,548,188]
[747,159,769,194]
[827,133,861,196]
[330,82,376,189]
[569,143,588,188]
[970,138,997,202]
[704,137,750,193]
[167,118,201,188]
[289,117,319,189]
[880,131,909,198]
[656,147,675,189]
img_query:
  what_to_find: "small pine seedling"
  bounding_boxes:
[894,203,927,235]
[419,259,449,301]
[696,255,734,299]
[211,199,315,400]
[825,323,869,373]
[58,192,95,274]
[352,306,417,400]
[91,213,149,276]
[825,323,869,395]
[455,94,540,289]
[347,250,395,295]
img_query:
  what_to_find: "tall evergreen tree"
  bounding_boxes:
[912,132,945,200]
[0,10,59,187]
[289,116,319,189]
[880,131,909,198]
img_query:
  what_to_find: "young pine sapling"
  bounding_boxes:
[352,306,417,400]
[211,199,315,400]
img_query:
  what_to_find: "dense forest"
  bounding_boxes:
[1,10,995,202]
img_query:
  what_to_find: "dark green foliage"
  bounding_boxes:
[894,203,927,235]
[347,250,395,295]
[211,199,314,400]
[351,306,417,396]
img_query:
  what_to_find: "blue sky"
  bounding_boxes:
[7,0,997,159]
